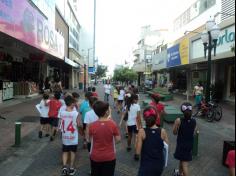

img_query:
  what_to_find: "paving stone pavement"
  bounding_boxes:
[0,85,234,176]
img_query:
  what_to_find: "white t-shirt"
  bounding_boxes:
[59,110,79,145]
[84,110,98,124]
[118,90,125,101]
[194,86,203,96]
[39,100,50,118]
[58,105,77,118]
[127,104,141,126]
[104,84,111,95]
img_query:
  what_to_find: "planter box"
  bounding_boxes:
[164,105,184,122]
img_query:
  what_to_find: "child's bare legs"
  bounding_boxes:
[63,152,69,166]
[179,161,189,176]
[229,167,235,176]
[70,152,76,168]
[127,132,132,150]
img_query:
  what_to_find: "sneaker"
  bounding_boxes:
[173,169,180,176]
[134,154,139,161]
[127,147,132,152]
[69,168,76,176]
[50,136,54,141]
[38,131,42,138]
[61,166,68,176]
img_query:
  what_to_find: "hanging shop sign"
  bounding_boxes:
[167,38,189,68]
[88,67,95,74]
[0,0,64,59]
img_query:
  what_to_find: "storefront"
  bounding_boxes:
[166,38,190,92]
[152,50,169,87]
[0,0,65,101]
[190,22,235,102]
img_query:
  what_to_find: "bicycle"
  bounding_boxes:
[193,91,223,122]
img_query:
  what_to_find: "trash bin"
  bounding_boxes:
[222,141,235,167]
[79,83,83,90]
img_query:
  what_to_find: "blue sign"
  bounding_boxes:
[88,67,95,74]
[167,44,181,68]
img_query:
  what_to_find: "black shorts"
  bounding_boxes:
[49,118,59,127]
[62,145,78,153]
[128,125,138,134]
[83,123,87,131]
[40,117,49,125]
[118,100,123,104]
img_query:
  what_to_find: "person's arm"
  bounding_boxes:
[136,111,142,130]
[173,118,181,135]
[135,129,145,155]
[113,123,121,143]
[161,128,169,144]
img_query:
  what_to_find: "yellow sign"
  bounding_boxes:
[179,38,189,65]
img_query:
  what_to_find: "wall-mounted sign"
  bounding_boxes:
[88,67,95,74]
[191,25,235,60]
[0,0,64,59]
[167,38,189,68]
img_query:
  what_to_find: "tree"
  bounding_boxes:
[95,65,108,79]
[113,67,138,85]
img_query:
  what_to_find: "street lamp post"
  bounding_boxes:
[201,18,221,102]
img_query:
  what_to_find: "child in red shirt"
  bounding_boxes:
[150,94,165,127]
[92,87,98,97]
[48,92,62,141]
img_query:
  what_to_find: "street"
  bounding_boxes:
[0,85,235,176]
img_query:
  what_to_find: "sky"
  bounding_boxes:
[79,0,196,75]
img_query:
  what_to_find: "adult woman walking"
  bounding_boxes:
[135,106,169,176]
[193,82,204,108]
[173,102,197,176]
[89,101,121,176]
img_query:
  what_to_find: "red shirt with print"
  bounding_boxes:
[48,99,62,118]
[89,120,120,162]
[92,92,98,97]
[150,101,165,126]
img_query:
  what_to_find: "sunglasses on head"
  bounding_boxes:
[181,105,192,112]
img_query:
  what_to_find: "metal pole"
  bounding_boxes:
[206,32,212,103]
[93,0,96,69]
[84,64,86,92]
[15,122,21,147]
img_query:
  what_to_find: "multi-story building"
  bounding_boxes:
[152,0,235,102]
[0,0,66,102]
[133,26,169,86]
[56,0,85,89]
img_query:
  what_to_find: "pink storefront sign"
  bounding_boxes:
[0,0,64,59]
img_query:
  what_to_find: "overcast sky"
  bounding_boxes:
[79,0,196,75]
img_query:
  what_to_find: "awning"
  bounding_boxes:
[65,57,79,68]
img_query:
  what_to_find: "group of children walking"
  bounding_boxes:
[36,84,198,176]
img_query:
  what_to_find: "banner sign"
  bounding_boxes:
[167,38,189,68]
[167,44,181,68]
[0,0,64,59]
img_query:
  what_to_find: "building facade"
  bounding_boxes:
[0,0,65,102]
[154,0,235,102]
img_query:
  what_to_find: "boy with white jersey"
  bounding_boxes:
[84,96,99,152]
[38,93,50,138]
[59,95,80,176]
